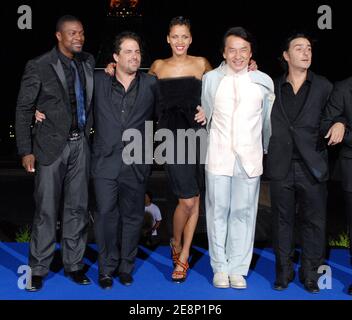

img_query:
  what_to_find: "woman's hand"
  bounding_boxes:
[35,110,46,122]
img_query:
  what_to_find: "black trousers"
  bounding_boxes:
[341,158,352,257]
[270,160,327,281]
[343,191,352,257]
[94,164,146,276]
[29,137,90,276]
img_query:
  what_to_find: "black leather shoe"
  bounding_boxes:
[99,275,113,290]
[119,272,133,286]
[304,279,320,293]
[274,271,295,291]
[25,275,43,292]
[348,284,352,295]
[65,270,91,285]
[274,281,288,291]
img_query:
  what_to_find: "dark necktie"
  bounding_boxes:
[70,60,86,130]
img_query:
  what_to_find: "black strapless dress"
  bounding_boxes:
[156,76,204,199]
[156,76,203,131]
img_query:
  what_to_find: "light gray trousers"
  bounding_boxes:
[205,159,260,275]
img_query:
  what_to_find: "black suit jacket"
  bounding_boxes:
[321,77,352,190]
[91,71,157,183]
[266,71,333,182]
[15,47,95,165]
[321,77,352,158]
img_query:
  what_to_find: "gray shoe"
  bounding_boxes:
[213,272,230,288]
[229,274,247,289]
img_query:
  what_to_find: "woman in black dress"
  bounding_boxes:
[149,16,211,282]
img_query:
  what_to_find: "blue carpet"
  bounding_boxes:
[0,243,351,300]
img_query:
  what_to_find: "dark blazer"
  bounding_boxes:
[266,71,333,182]
[321,77,352,158]
[321,77,352,191]
[15,47,95,165]
[91,71,157,182]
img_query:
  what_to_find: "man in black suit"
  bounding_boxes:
[15,15,94,291]
[266,32,344,293]
[92,31,157,289]
[321,77,352,295]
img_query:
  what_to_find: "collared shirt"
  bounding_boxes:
[281,71,312,123]
[281,71,312,159]
[111,73,139,127]
[57,48,86,133]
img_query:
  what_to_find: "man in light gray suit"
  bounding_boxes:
[202,27,275,289]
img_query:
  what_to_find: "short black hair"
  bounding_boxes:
[279,30,315,70]
[221,26,256,54]
[113,31,142,54]
[56,15,82,32]
[168,16,191,34]
[281,31,314,53]
[145,191,153,202]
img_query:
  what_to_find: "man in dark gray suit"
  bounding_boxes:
[91,31,157,289]
[15,15,94,291]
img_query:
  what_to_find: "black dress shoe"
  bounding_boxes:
[99,275,113,290]
[119,272,133,286]
[304,279,320,293]
[274,271,295,291]
[25,275,43,292]
[348,284,352,295]
[65,270,91,285]
[274,279,289,291]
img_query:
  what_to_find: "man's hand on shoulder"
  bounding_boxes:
[248,59,258,71]
[105,62,116,77]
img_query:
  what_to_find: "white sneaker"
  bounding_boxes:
[213,272,230,288]
[229,274,247,289]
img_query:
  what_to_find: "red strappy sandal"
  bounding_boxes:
[170,239,181,266]
[172,258,189,283]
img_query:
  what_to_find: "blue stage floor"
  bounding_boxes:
[0,243,351,300]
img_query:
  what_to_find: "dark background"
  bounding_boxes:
[0,0,349,243]
[1,0,349,73]
[0,0,350,157]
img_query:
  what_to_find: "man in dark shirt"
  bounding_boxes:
[111,71,139,125]
[57,48,87,134]
[91,31,157,289]
[266,32,344,293]
[15,15,95,291]
[280,71,312,160]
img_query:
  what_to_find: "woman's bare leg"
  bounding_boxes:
[172,195,200,279]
